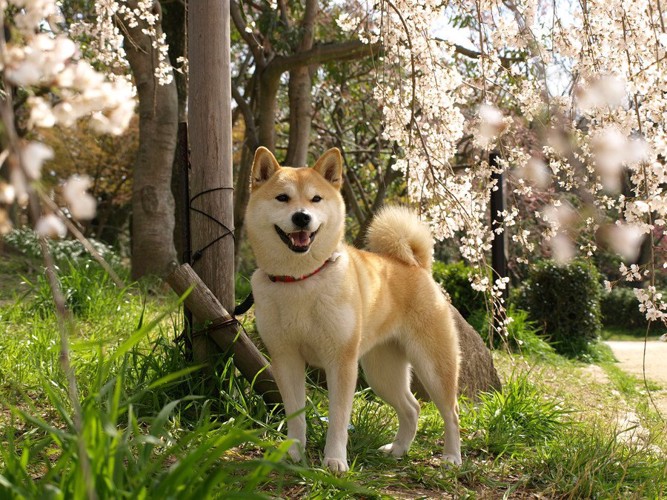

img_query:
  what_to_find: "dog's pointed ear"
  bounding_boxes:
[312,148,343,190]
[251,147,281,190]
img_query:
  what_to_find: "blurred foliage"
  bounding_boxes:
[4,227,121,268]
[432,260,486,319]
[514,260,602,357]
[33,118,138,247]
[600,285,667,334]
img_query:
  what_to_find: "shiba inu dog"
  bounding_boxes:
[245,147,461,472]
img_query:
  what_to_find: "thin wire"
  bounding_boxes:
[189,186,235,263]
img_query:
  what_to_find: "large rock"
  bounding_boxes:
[412,305,502,401]
[451,305,502,399]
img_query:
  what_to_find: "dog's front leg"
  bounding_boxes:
[322,358,358,472]
[271,351,307,462]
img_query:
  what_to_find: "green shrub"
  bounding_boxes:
[601,286,649,330]
[473,307,555,358]
[432,261,486,319]
[3,227,121,268]
[515,260,602,357]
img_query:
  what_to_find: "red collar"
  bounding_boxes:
[268,258,332,283]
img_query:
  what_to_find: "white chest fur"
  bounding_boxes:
[251,252,357,366]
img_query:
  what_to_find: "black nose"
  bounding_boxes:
[292,211,311,228]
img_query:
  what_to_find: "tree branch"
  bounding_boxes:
[230,0,265,65]
[267,40,380,75]
[433,37,525,65]
[232,85,258,151]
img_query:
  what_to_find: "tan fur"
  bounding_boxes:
[246,147,461,472]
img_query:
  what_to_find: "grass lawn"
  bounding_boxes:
[601,325,666,341]
[0,249,665,498]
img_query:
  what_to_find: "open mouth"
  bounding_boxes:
[275,225,318,253]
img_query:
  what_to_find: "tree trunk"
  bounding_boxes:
[188,0,235,366]
[121,0,178,279]
[284,66,313,166]
[160,0,189,266]
[160,0,187,122]
[230,0,379,246]
[284,0,318,167]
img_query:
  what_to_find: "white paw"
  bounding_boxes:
[287,442,305,463]
[442,453,462,466]
[379,442,409,457]
[323,456,349,473]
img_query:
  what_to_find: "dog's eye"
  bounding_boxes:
[275,194,290,202]
[311,195,322,203]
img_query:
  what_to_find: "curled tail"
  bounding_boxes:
[365,206,434,270]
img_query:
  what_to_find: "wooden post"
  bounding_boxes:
[188,1,235,366]
[166,264,281,405]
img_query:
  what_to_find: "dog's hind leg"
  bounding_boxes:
[360,341,420,457]
[406,332,462,465]
[271,351,307,462]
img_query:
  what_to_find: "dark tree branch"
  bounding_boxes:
[230,0,265,65]
[232,85,258,151]
[433,37,526,65]
[267,40,380,76]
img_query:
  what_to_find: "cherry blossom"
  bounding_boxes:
[63,175,97,221]
[35,213,67,239]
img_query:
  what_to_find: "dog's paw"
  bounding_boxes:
[322,456,349,473]
[287,442,305,463]
[442,453,462,466]
[378,442,408,457]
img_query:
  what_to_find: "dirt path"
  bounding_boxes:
[605,340,667,415]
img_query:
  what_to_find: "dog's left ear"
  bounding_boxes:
[312,148,343,190]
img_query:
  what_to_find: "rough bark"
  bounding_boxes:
[412,305,502,401]
[161,1,189,266]
[285,0,318,167]
[121,0,178,279]
[452,305,503,399]
[188,0,235,366]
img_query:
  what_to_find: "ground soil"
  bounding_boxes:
[605,340,667,415]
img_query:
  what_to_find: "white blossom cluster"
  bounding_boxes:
[344,0,667,328]
[0,0,136,237]
[71,0,174,85]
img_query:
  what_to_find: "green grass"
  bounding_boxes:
[601,325,665,341]
[0,254,665,498]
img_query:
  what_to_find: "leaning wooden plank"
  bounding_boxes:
[166,263,281,405]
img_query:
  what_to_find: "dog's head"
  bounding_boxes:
[245,147,345,277]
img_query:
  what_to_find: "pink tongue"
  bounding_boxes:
[290,231,310,246]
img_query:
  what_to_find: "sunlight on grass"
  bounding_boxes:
[0,261,665,497]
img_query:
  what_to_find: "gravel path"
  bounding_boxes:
[605,340,667,385]
[605,340,667,415]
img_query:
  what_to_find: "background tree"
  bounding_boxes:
[229,0,379,258]
[116,1,178,279]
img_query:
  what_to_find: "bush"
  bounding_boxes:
[601,286,649,330]
[432,261,486,319]
[515,260,602,357]
[3,227,121,268]
[474,307,555,358]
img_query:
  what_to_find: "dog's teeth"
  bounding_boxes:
[290,231,311,247]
